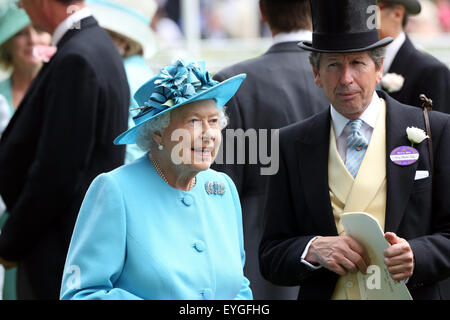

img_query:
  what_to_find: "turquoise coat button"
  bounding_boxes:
[182,195,194,206]
[193,240,206,252]
[201,288,213,300]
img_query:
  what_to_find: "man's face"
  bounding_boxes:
[313,51,383,120]
[18,0,48,32]
[377,2,405,39]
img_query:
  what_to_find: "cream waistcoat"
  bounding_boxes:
[329,100,387,300]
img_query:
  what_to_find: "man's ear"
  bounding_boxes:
[393,4,406,23]
[375,58,385,85]
[312,66,323,88]
[259,1,267,23]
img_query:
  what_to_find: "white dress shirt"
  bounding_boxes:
[330,91,382,163]
[272,30,312,45]
[300,92,383,269]
[383,31,406,74]
[51,7,92,46]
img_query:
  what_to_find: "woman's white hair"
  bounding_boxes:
[135,106,229,152]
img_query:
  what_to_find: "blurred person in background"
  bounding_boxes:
[210,0,260,39]
[0,93,8,300]
[0,95,6,300]
[0,1,51,300]
[405,0,443,34]
[151,4,184,46]
[0,95,8,135]
[87,0,158,164]
[212,0,328,300]
[378,0,450,113]
[0,0,129,299]
[159,0,181,26]
[437,0,450,31]
[0,3,52,110]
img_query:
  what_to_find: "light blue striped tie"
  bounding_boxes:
[345,119,369,178]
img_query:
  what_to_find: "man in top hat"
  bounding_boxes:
[259,0,450,300]
[378,0,450,113]
[0,0,129,299]
[212,0,327,300]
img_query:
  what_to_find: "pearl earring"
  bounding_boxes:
[158,144,164,151]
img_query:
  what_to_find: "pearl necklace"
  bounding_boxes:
[148,154,196,191]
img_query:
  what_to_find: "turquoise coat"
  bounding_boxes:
[60,155,252,300]
[0,78,13,115]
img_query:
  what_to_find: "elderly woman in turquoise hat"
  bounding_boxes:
[0,1,51,110]
[87,0,158,164]
[60,60,252,300]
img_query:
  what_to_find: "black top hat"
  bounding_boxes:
[299,0,393,53]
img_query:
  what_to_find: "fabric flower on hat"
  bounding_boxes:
[154,60,190,91]
[189,62,217,88]
[143,59,218,110]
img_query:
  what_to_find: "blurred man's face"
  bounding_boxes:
[18,0,49,32]
[377,2,405,39]
[312,51,383,120]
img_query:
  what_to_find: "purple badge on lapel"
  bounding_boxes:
[390,146,419,166]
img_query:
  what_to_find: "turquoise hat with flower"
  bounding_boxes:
[114,59,246,145]
[0,0,30,46]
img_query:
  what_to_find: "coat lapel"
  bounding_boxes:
[387,36,414,75]
[296,109,338,236]
[386,37,414,101]
[56,16,98,49]
[381,91,420,232]
[0,61,51,143]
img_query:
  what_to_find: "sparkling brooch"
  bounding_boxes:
[205,181,225,195]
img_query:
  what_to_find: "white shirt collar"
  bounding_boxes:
[330,91,382,138]
[383,31,406,74]
[272,30,312,45]
[51,7,92,46]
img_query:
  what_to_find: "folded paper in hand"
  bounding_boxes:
[341,212,413,300]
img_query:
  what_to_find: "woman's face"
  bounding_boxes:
[157,99,222,172]
[107,31,128,57]
[10,24,51,68]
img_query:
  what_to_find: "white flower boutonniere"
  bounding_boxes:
[406,127,429,147]
[382,73,405,93]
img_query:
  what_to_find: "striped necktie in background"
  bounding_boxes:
[345,119,369,178]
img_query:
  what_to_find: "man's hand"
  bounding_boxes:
[384,232,414,281]
[305,236,370,275]
[0,257,18,270]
